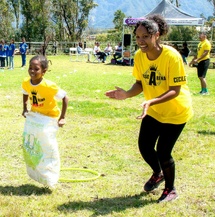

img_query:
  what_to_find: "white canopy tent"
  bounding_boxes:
[144,0,204,26]
[121,0,204,65]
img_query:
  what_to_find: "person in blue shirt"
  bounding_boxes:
[0,39,7,69]
[8,39,16,69]
[19,37,28,67]
[4,41,9,67]
[77,42,90,62]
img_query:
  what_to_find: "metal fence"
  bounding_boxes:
[14,40,215,56]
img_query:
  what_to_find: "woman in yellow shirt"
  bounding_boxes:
[106,14,193,203]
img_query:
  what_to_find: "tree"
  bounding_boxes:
[108,10,126,43]
[51,0,98,41]
[0,0,14,39]
[8,0,20,29]
[207,0,215,16]
[167,26,196,41]
[20,0,53,55]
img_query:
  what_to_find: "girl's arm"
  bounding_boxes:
[22,94,29,117]
[58,95,69,127]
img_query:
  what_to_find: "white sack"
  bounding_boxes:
[22,112,60,188]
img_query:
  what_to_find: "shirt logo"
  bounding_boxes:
[143,65,166,86]
[30,90,45,107]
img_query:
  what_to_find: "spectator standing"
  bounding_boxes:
[189,32,211,95]
[20,37,28,67]
[8,39,16,70]
[53,39,58,55]
[4,40,9,68]
[180,42,190,65]
[0,39,7,69]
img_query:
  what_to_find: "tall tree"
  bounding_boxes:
[51,0,97,41]
[8,0,20,29]
[20,0,53,54]
[207,0,215,16]
[0,0,14,39]
[108,10,126,43]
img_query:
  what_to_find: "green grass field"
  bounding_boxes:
[0,55,214,217]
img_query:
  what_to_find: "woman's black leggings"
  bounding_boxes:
[138,115,186,189]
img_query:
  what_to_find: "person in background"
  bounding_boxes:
[180,42,190,65]
[93,42,101,55]
[113,41,122,61]
[4,40,9,68]
[96,43,113,63]
[20,37,28,67]
[53,39,58,55]
[8,39,16,70]
[189,32,211,95]
[172,43,179,52]
[105,14,193,203]
[93,42,101,61]
[77,42,91,62]
[0,39,7,69]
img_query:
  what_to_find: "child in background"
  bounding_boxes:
[8,39,16,70]
[22,55,69,187]
[20,37,28,67]
[0,39,7,69]
[4,41,9,68]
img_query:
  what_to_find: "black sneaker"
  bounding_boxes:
[157,187,178,203]
[144,173,164,192]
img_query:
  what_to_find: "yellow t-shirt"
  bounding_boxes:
[22,78,65,118]
[197,39,211,62]
[133,45,193,124]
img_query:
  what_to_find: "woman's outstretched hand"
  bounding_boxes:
[136,101,150,119]
[105,86,127,100]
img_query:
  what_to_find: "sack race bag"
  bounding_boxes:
[22,112,60,188]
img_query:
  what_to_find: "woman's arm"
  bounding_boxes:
[137,86,181,119]
[105,80,143,100]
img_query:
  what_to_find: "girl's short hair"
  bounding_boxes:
[30,55,49,70]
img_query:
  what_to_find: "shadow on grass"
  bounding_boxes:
[197,130,215,135]
[58,192,156,216]
[0,184,52,196]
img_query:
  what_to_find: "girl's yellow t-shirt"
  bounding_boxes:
[22,78,63,118]
[133,45,193,124]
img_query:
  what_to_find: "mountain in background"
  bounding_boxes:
[89,0,214,29]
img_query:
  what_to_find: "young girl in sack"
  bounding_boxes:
[22,55,69,188]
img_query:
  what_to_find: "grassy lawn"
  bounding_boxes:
[0,54,214,216]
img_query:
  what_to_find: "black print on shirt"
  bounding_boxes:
[30,90,45,107]
[143,65,166,86]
